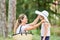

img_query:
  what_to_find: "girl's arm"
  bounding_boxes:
[43,22,49,40]
[29,15,40,26]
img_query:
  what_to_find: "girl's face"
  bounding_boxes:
[22,15,28,24]
[39,15,44,20]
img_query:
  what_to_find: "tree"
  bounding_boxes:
[8,0,16,33]
[1,0,7,38]
[0,0,3,36]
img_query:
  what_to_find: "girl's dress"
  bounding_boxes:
[41,22,50,40]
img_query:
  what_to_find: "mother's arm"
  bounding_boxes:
[24,21,43,31]
[29,15,40,26]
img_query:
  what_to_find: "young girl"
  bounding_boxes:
[14,14,43,34]
[35,10,51,40]
[25,10,51,40]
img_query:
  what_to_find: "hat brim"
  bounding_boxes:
[35,10,49,22]
[35,10,45,18]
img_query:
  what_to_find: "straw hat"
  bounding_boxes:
[35,10,49,22]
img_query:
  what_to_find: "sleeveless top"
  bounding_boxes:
[16,24,29,34]
[41,22,50,36]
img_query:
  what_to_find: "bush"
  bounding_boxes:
[51,27,60,36]
[55,30,60,36]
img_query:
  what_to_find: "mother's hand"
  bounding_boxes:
[40,20,45,23]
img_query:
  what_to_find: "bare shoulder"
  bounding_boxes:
[43,21,50,27]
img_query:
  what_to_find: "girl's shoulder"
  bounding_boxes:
[42,20,49,24]
[42,20,51,26]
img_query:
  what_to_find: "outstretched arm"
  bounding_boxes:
[29,15,40,26]
[24,20,44,31]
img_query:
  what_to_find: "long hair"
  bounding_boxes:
[14,14,26,33]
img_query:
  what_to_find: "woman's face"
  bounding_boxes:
[22,15,28,24]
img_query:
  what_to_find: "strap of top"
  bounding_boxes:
[19,26,27,35]
[19,26,22,34]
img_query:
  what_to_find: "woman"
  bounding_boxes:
[14,13,43,34]
[25,10,51,40]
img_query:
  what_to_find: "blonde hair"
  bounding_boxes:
[14,14,26,33]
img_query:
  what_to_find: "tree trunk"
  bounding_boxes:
[0,0,3,36]
[1,0,7,38]
[8,0,16,33]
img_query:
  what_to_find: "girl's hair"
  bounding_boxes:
[14,14,26,33]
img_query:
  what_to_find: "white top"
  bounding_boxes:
[16,24,29,34]
[41,22,50,36]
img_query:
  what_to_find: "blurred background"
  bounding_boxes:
[0,0,60,40]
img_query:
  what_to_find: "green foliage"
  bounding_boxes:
[51,27,60,36]
[16,0,55,23]
[6,0,59,24]
[6,0,9,20]
[6,0,60,18]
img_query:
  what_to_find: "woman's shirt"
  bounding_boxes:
[16,24,29,34]
[41,22,50,36]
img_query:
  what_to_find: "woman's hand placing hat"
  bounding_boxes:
[40,20,45,23]
[35,10,42,15]
[37,15,40,18]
